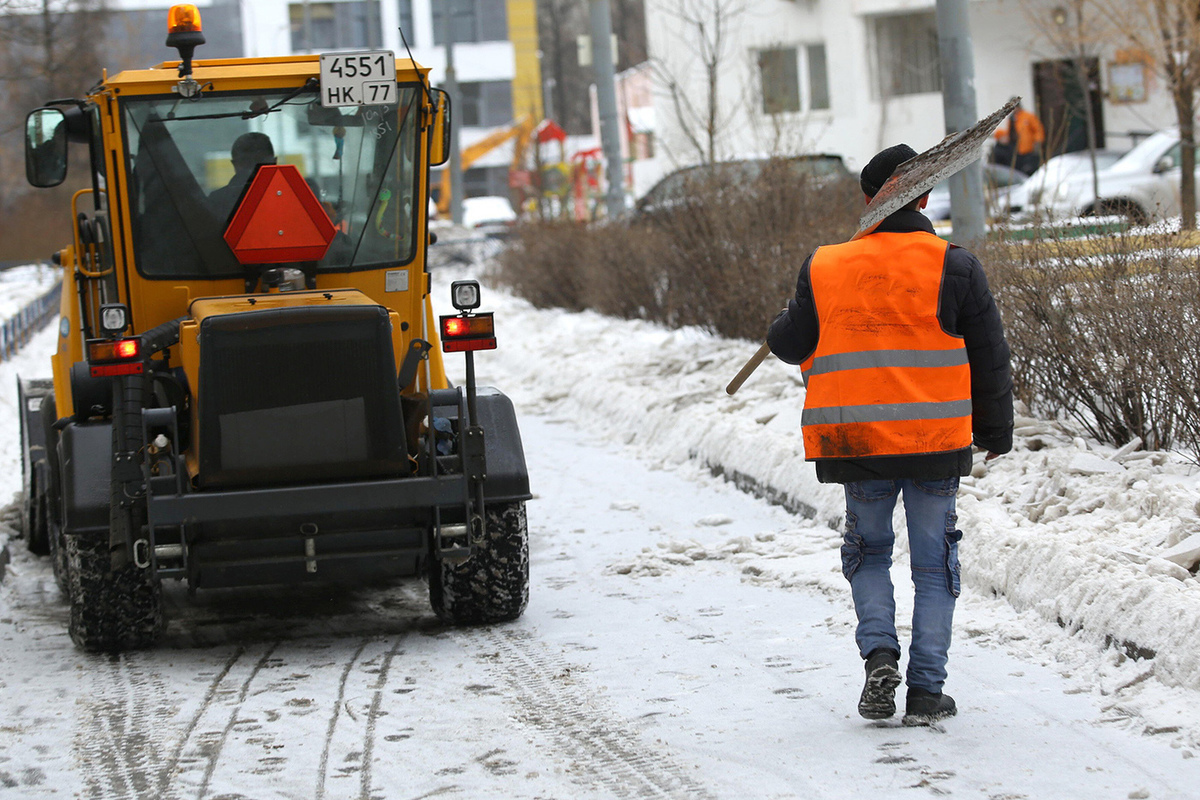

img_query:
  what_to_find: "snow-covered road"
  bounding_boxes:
[2,261,1200,798]
[1,385,1198,797]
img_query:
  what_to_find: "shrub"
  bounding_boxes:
[496,158,860,342]
[983,227,1200,461]
[496,171,1200,462]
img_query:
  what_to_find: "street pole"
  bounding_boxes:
[588,0,626,219]
[443,6,464,225]
[935,0,985,244]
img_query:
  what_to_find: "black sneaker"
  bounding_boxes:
[858,648,902,719]
[902,687,957,726]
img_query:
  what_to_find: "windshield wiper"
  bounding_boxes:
[155,78,319,123]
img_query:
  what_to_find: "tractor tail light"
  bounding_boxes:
[88,338,144,377]
[440,313,497,353]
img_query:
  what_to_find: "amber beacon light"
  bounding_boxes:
[167,4,203,33]
[166,4,205,81]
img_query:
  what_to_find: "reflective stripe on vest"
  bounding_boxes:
[800,231,972,460]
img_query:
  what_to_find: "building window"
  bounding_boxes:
[759,48,800,114]
[871,12,941,98]
[432,0,507,45]
[289,1,381,52]
[398,0,413,44]
[758,44,830,115]
[807,44,829,110]
[457,80,513,127]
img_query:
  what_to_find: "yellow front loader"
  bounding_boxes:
[18,4,530,651]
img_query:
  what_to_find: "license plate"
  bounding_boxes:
[319,51,397,108]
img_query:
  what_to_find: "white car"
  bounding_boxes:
[461,195,517,230]
[924,163,1028,222]
[1006,149,1126,219]
[1015,131,1192,224]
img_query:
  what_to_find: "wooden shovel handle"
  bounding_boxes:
[726,341,772,395]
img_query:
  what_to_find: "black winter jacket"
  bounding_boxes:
[766,209,1014,484]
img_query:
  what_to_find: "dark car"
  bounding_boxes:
[633,154,852,220]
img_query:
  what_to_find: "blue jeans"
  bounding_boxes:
[842,478,962,694]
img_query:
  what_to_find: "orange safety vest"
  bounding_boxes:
[800,232,973,460]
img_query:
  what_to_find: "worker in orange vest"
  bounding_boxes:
[766,144,1013,727]
[992,102,1045,175]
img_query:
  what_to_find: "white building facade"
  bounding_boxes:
[644,0,1177,176]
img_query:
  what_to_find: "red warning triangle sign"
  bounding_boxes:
[224,164,336,264]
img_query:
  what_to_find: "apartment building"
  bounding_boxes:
[645,0,1176,175]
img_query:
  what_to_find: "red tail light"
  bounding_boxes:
[88,338,144,377]
[440,313,497,353]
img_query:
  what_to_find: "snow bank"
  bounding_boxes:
[0,264,59,321]
[453,266,1200,698]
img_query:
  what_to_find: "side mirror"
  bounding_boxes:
[428,87,451,167]
[1154,156,1175,174]
[25,108,69,188]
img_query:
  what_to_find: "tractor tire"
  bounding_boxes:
[48,520,68,596]
[429,501,529,625]
[64,530,164,652]
[22,477,49,556]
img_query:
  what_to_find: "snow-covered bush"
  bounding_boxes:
[984,228,1200,462]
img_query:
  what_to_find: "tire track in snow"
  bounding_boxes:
[157,645,245,799]
[359,637,405,800]
[75,653,174,800]
[315,637,372,800]
[478,627,718,800]
[163,643,283,800]
[194,643,279,799]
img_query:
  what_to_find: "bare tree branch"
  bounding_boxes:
[649,0,744,165]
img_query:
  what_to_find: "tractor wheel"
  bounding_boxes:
[22,476,49,556]
[429,501,529,625]
[48,520,68,595]
[64,530,164,652]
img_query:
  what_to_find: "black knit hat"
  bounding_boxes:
[859,143,917,197]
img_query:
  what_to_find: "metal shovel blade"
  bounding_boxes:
[725,96,1021,396]
[853,96,1021,239]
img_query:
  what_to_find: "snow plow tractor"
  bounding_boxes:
[18,5,530,652]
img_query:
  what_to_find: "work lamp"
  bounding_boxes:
[451,280,481,311]
[99,304,129,336]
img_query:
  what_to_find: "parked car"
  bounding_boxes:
[923,163,1029,222]
[1010,131,1191,225]
[633,154,852,220]
[461,195,517,231]
[1006,149,1127,219]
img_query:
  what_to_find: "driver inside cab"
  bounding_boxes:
[207,131,276,224]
